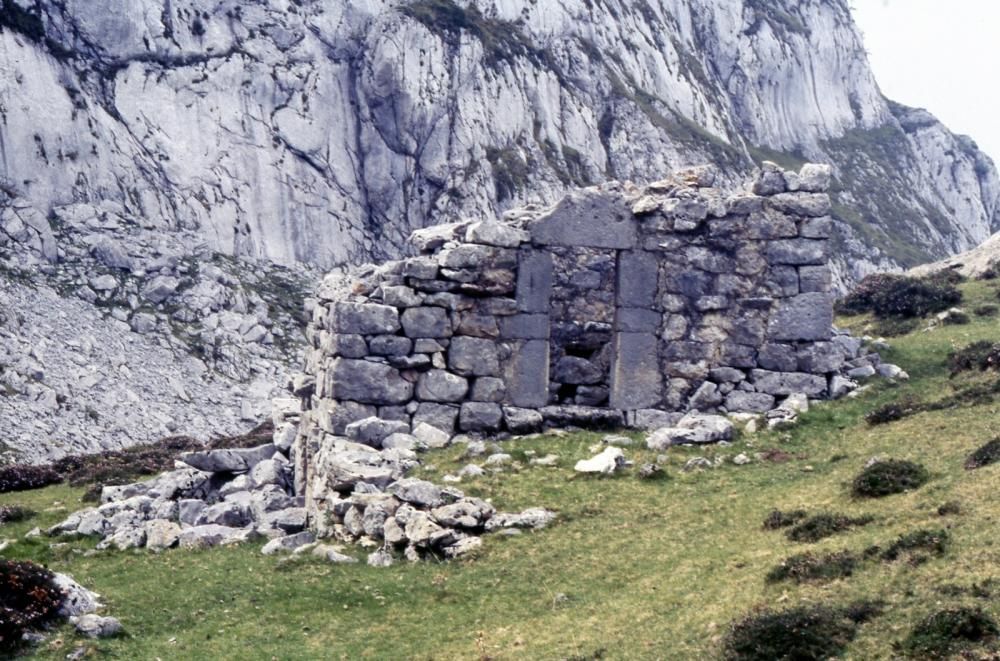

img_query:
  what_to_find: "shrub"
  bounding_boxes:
[836,273,961,319]
[901,607,998,657]
[880,529,949,562]
[786,513,875,542]
[852,460,929,498]
[964,438,1000,470]
[974,304,999,317]
[937,501,963,516]
[0,464,61,493]
[0,560,65,653]
[948,341,1000,375]
[0,505,34,524]
[761,509,807,530]
[865,401,915,425]
[723,603,881,661]
[766,551,858,584]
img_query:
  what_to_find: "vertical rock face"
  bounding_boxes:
[0,0,996,282]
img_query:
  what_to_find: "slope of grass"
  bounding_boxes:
[3,280,1000,658]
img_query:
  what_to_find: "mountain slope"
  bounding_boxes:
[0,0,996,282]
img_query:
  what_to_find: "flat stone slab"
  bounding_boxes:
[528,189,637,249]
[179,444,277,473]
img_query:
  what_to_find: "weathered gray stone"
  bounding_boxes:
[261,531,316,555]
[617,250,659,307]
[724,391,775,413]
[456,314,500,338]
[322,333,368,358]
[540,406,624,428]
[766,192,831,217]
[466,221,529,247]
[767,239,827,266]
[413,403,459,433]
[505,340,549,407]
[412,422,451,448]
[484,508,557,532]
[448,337,500,376]
[499,313,549,339]
[751,370,828,397]
[416,370,470,403]
[329,359,414,405]
[753,162,786,196]
[73,614,123,639]
[503,407,544,434]
[767,293,833,341]
[553,356,603,385]
[196,501,251,528]
[529,189,637,249]
[516,250,554,313]
[432,498,495,528]
[798,265,832,293]
[317,400,378,435]
[797,164,833,193]
[401,306,452,339]
[799,216,833,239]
[688,381,723,410]
[616,307,661,332]
[178,525,254,549]
[610,333,662,409]
[410,222,467,253]
[330,302,401,335]
[345,416,410,447]
[796,342,845,373]
[388,478,446,508]
[369,335,413,356]
[471,377,506,402]
[179,444,277,473]
[459,402,504,432]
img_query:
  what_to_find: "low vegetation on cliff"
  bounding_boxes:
[3,279,1000,657]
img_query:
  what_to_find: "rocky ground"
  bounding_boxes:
[0,197,317,463]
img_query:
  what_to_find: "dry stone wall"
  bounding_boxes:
[293,162,846,495]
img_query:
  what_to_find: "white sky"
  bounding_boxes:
[850,0,1000,163]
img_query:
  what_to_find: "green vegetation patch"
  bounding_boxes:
[765,551,858,584]
[723,603,881,661]
[852,460,929,498]
[761,508,807,530]
[964,438,1000,471]
[900,607,999,657]
[0,504,34,524]
[948,340,1000,375]
[878,528,950,563]
[836,273,962,319]
[784,512,875,543]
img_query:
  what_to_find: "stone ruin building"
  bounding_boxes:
[292,162,859,509]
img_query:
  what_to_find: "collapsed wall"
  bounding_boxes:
[293,162,853,503]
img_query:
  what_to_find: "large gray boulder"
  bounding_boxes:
[179,444,278,473]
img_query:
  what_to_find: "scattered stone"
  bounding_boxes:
[574,447,627,474]
[71,614,123,639]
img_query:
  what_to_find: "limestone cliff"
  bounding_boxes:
[0,0,996,280]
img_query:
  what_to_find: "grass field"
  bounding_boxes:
[4,280,1000,659]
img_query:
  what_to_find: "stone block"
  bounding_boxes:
[799,265,832,293]
[553,356,604,385]
[516,250,553,313]
[503,407,544,434]
[799,216,833,239]
[766,192,831,217]
[767,293,834,341]
[499,313,549,339]
[317,400,377,435]
[471,377,506,402]
[381,285,423,308]
[466,221,529,248]
[610,332,663,409]
[329,359,414,405]
[321,333,368,359]
[796,342,845,374]
[448,337,500,376]
[416,370,469,403]
[368,335,413,356]
[330,302,401,335]
[505,339,549,408]
[724,391,775,413]
[750,370,827,397]
[766,239,827,266]
[757,343,797,372]
[459,402,503,432]
[529,189,637,249]
[456,314,500,338]
[617,250,659,307]
[798,164,833,192]
[746,209,798,239]
[413,403,459,433]
[616,307,661,333]
[401,307,452,339]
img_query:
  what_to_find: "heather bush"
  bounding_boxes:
[852,460,929,498]
[0,560,65,653]
[836,273,961,319]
